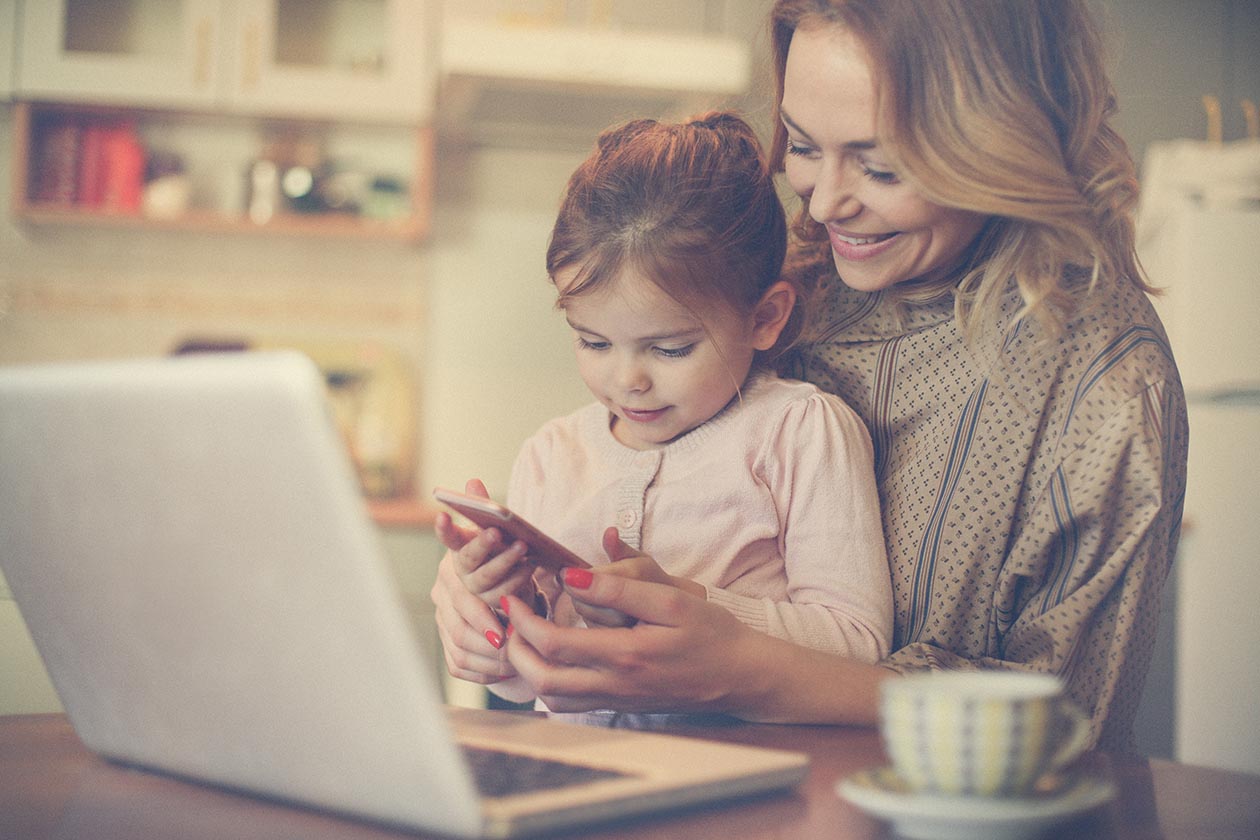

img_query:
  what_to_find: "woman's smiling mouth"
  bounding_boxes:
[827,227,899,260]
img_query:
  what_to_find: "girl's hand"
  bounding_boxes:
[430,479,530,686]
[434,479,536,608]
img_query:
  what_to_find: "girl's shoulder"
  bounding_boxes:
[748,370,854,406]
[738,372,869,437]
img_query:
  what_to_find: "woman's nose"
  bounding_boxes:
[808,159,861,224]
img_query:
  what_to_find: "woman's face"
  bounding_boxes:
[779,24,988,292]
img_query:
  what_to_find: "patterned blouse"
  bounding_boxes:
[785,269,1188,753]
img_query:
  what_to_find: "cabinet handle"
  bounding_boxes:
[195,18,213,87]
[243,20,262,89]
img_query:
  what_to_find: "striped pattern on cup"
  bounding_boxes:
[879,671,1087,797]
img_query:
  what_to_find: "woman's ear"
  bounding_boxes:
[750,281,798,351]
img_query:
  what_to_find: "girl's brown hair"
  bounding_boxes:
[769,0,1150,339]
[547,111,799,356]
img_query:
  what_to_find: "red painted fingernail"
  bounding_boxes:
[563,567,594,589]
[500,595,511,615]
[506,623,515,638]
[485,629,503,649]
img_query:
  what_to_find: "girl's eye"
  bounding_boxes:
[654,344,695,359]
[576,336,609,351]
[861,163,900,185]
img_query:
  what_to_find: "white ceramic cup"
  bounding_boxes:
[879,670,1090,797]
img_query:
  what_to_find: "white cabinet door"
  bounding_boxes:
[0,0,16,98]
[229,0,436,123]
[16,0,226,108]
[16,0,435,122]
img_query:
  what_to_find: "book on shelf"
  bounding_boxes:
[32,115,146,214]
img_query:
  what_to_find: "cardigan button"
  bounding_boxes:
[617,508,639,529]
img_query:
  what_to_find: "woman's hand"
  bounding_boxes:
[497,564,894,723]
[566,528,706,628]
[499,572,763,714]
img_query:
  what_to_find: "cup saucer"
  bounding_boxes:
[836,765,1116,840]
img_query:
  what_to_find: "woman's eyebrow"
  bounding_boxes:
[779,108,813,141]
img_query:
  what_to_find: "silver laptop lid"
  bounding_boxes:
[0,351,483,836]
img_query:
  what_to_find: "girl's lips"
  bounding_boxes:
[621,407,668,423]
[827,227,899,261]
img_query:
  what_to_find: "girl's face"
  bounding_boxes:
[779,24,988,292]
[556,265,770,451]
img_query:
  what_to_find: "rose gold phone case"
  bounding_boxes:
[433,488,591,570]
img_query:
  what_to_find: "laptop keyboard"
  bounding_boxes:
[462,746,635,797]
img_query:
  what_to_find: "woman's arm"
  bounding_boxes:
[883,380,1188,751]
[499,572,895,725]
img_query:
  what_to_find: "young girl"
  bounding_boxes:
[433,112,892,704]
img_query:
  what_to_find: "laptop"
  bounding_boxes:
[0,350,808,839]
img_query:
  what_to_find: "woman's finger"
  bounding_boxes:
[499,581,754,713]
[558,568,694,628]
[430,551,518,681]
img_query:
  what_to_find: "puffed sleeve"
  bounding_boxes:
[703,391,894,662]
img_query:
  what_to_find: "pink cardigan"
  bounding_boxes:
[507,373,892,662]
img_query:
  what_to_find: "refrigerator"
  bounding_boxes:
[1141,191,1260,776]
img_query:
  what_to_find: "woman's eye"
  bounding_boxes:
[655,345,695,359]
[785,140,816,158]
[861,163,900,185]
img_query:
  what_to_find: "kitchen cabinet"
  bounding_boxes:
[11,1,436,239]
[438,0,753,147]
[0,1,16,99]
[16,0,437,124]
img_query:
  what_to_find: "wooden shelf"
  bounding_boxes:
[15,202,428,241]
[11,101,433,242]
[368,497,439,530]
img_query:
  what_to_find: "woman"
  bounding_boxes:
[431,0,1187,753]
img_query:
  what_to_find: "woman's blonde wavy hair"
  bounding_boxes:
[769,0,1151,340]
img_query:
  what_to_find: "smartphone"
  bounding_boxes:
[432,487,591,571]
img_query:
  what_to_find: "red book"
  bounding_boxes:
[100,124,146,214]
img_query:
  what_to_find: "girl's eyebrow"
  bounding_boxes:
[565,316,703,345]
[569,318,607,337]
[779,108,877,152]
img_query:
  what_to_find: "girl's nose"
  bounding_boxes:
[808,159,861,225]
[616,357,651,394]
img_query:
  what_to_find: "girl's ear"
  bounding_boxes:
[750,281,798,351]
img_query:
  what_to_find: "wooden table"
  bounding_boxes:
[2,713,1258,839]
